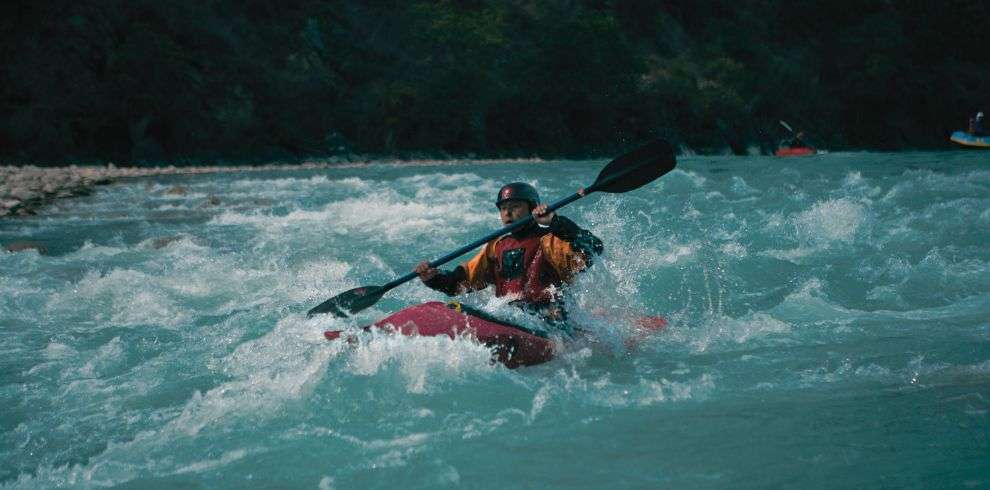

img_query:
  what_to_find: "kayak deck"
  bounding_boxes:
[323,302,669,368]
[774,147,816,157]
[325,301,555,368]
[950,131,989,148]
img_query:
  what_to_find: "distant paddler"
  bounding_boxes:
[775,120,817,157]
[950,111,989,148]
[969,112,985,136]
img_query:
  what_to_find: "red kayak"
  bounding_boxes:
[774,147,816,157]
[324,301,668,368]
[325,301,556,368]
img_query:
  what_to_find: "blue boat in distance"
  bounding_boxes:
[950,130,989,148]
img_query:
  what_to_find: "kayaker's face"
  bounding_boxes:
[499,200,530,225]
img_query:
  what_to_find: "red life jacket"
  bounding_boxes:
[492,230,561,304]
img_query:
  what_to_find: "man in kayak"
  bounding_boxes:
[781,130,811,149]
[971,112,985,136]
[414,182,603,327]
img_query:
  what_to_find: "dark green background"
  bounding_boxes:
[2,0,987,165]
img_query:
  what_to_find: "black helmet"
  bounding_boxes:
[495,182,540,209]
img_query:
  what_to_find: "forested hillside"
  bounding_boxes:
[2,0,987,164]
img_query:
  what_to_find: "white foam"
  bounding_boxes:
[174,448,250,474]
[293,259,354,303]
[865,284,905,307]
[345,333,498,394]
[319,476,335,490]
[720,242,748,258]
[668,168,707,188]
[68,241,128,259]
[43,341,77,360]
[683,311,792,352]
[604,230,697,269]
[359,432,432,450]
[208,192,491,243]
[730,175,759,195]
[459,413,513,439]
[529,383,551,421]
[170,316,335,436]
[538,367,715,409]
[112,289,185,327]
[768,279,860,325]
[761,246,816,262]
[762,210,786,231]
[840,171,882,198]
[228,174,337,190]
[78,336,126,379]
[882,169,990,204]
[320,197,489,241]
[46,269,192,328]
[635,374,715,405]
[762,198,872,261]
[437,466,461,485]
[396,172,492,188]
[793,198,868,245]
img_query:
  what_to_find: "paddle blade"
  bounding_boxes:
[306,285,386,318]
[779,120,794,133]
[592,139,676,194]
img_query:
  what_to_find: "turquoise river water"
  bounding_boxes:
[1,151,988,488]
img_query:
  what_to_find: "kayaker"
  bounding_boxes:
[782,130,811,149]
[974,112,985,136]
[414,182,603,327]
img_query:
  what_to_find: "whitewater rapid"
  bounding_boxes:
[1,151,988,488]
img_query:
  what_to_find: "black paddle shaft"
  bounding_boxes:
[376,190,583,295]
[376,139,674,296]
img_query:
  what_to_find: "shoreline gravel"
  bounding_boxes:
[1,158,546,218]
[0,162,351,217]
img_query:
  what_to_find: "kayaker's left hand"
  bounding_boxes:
[414,261,438,282]
[532,204,555,226]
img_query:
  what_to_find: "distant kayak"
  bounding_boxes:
[325,301,556,368]
[949,131,989,148]
[775,147,817,157]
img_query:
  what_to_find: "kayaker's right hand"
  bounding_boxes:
[414,261,438,282]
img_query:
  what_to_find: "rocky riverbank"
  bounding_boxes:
[0,162,347,218]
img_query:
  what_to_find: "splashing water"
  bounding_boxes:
[2,152,989,488]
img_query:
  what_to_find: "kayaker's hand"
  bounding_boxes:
[532,203,555,226]
[414,261,438,282]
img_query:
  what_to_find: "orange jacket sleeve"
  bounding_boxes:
[539,234,589,283]
[458,239,499,292]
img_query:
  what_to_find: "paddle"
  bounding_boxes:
[778,120,815,150]
[307,139,677,318]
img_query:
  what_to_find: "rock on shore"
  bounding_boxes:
[0,161,346,217]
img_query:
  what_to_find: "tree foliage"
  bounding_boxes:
[1,0,987,164]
